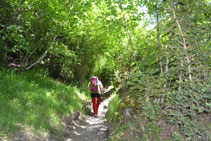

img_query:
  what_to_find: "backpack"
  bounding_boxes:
[90,76,99,93]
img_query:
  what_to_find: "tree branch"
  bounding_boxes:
[23,33,49,65]
[123,16,140,73]
[25,36,57,70]
[156,5,163,74]
[169,2,192,81]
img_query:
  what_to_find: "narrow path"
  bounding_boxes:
[64,95,114,141]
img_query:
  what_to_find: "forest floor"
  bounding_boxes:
[63,95,114,141]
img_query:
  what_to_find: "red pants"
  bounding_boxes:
[92,97,101,116]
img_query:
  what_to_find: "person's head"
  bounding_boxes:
[91,76,98,80]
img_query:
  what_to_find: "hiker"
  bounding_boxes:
[88,76,103,117]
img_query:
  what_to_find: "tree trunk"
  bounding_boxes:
[156,5,163,74]
[119,1,140,73]
[165,53,169,73]
[169,2,192,81]
[123,16,140,73]
[2,0,26,31]
[156,5,165,103]
[25,36,57,70]
[164,46,169,89]
[179,57,184,91]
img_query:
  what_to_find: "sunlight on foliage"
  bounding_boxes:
[106,93,121,122]
[0,68,84,137]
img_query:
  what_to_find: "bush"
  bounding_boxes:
[107,72,211,140]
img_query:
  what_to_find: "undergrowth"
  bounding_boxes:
[107,72,211,140]
[0,68,87,139]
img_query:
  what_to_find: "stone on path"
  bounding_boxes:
[64,95,114,141]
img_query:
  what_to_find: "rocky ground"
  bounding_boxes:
[64,95,113,141]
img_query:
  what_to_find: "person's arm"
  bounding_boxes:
[100,81,103,94]
[101,87,103,94]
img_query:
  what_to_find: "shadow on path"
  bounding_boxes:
[64,93,114,141]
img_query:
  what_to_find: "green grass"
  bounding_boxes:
[0,68,87,138]
[108,123,133,141]
[106,93,121,121]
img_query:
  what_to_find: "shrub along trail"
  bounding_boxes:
[64,95,114,141]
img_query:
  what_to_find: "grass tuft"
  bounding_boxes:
[106,93,121,121]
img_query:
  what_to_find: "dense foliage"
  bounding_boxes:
[0,0,210,140]
[106,0,211,140]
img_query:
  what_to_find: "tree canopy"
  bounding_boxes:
[0,0,210,140]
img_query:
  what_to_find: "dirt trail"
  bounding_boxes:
[64,95,114,141]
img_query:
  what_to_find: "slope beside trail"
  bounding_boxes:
[64,95,114,141]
